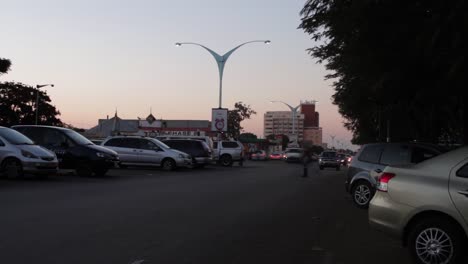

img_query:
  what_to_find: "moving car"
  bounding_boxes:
[251,150,268,161]
[269,152,283,160]
[345,142,442,209]
[318,151,341,170]
[213,141,244,167]
[0,126,58,178]
[337,153,349,166]
[161,139,212,168]
[101,136,192,170]
[13,125,118,176]
[284,148,304,162]
[369,146,468,264]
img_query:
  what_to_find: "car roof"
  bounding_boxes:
[12,125,70,131]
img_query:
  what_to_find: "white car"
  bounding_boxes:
[101,136,192,171]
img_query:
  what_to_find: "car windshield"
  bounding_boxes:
[287,149,302,153]
[0,128,35,145]
[322,152,337,158]
[64,130,93,145]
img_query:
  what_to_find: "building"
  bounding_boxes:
[85,111,213,139]
[264,111,305,141]
[264,100,323,146]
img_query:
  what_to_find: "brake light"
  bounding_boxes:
[377,172,396,192]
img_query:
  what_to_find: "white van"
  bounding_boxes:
[155,136,213,151]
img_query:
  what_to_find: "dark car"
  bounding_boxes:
[345,142,443,209]
[162,139,212,168]
[13,125,119,176]
[318,151,341,170]
[337,153,348,166]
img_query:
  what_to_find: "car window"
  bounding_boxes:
[358,145,383,164]
[456,163,468,178]
[64,130,93,145]
[380,144,410,165]
[119,138,141,149]
[0,127,35,145]
[222,142,239,148]
[0,138,4,146]
[411,147,439,163]
[104,138,123,147]
[321,152,336,157]
[43,129,69,148]
[140,139,158,150]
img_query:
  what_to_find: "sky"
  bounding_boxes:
[1,0,355,149]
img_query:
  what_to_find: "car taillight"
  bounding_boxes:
[377,172,396,192]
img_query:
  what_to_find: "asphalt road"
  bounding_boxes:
[0,161,411,264]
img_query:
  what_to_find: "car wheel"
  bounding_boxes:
[319,166,324,170]
[408,217,467,264]
[220,155,233,167]
[76,163,93,177]
[351,181,373,209]
[161,158,176,171]
[93,168,108,177]
[2,158,23,179]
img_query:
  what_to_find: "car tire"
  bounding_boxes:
[76,163,93,177]
[161,158,176,171]
[220,155,233,167]
[408,217,467,264]
[2,158,23,179]
[351,181,373,209]
[319,166,324,170]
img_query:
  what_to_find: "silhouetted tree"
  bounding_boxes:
[227,102,257,139]
[300,0,468,144]
[0,82,63,126]
[0,58,11,75]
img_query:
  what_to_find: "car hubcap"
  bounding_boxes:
[164,161,173,170]
[416,228,453,264]
[354,185,371,205]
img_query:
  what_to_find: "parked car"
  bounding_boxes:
[0,126,58,178]
[369,146,468,264]
[161,139,212,168]
[346,142,443,209]
[318,151,341,170]
[284,148,304,162]
[13,125,118,177]
[251,150,268,161]
[269,152,283,160]
[156,136,213,151]
[213,141,244,166]
[101,136,192,170]
[337,153,349,166]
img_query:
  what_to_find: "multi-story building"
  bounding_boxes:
[264,100,323,146]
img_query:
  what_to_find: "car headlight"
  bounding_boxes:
[318,158,322,162]
[96,152,106,158]
[179,154,191,159]
[21,150,39,159]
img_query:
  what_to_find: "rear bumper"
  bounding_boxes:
[175,158,193,168]
[369,192,412,241]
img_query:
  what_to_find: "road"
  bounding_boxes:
[0,161,410,264]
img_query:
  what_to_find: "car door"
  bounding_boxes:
[449,160,468,224]
[42,128,75,168]
[103,138,136,163]
[119,138,141,164]
[138,139,163,165]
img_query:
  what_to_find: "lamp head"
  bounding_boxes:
[264,40,271,44]
[175,43,182,47]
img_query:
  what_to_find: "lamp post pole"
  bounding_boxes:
[35,84,54,125]
[175,40,270,109]
[270,101,301,146]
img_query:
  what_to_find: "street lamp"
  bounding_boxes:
[175,40,270,108]
[35,84,54,125]
[270,101,301,146]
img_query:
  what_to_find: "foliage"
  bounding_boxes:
[226,102,257,139]
[299,0,468,144]
[0,82,63,126]
[0,58,11,75]
[239,132,258,142]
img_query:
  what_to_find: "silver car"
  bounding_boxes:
[284,148,304,162]
[101,136,192,171]
[0,126,58,178]
[369,146,468,264]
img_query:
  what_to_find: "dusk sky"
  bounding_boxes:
[2,0,354,149]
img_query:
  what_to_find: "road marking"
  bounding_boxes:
[130,260,145,264]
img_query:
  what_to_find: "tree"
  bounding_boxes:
[226,102,257,139]
[238,132,258,142]
[0,58,11,75]
[0,82,63,126]
[299,0,468,145]
[266,134,290,149]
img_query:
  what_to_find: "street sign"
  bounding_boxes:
[211,108,228,132]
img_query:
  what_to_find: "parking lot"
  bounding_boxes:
[0,161,410,264]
